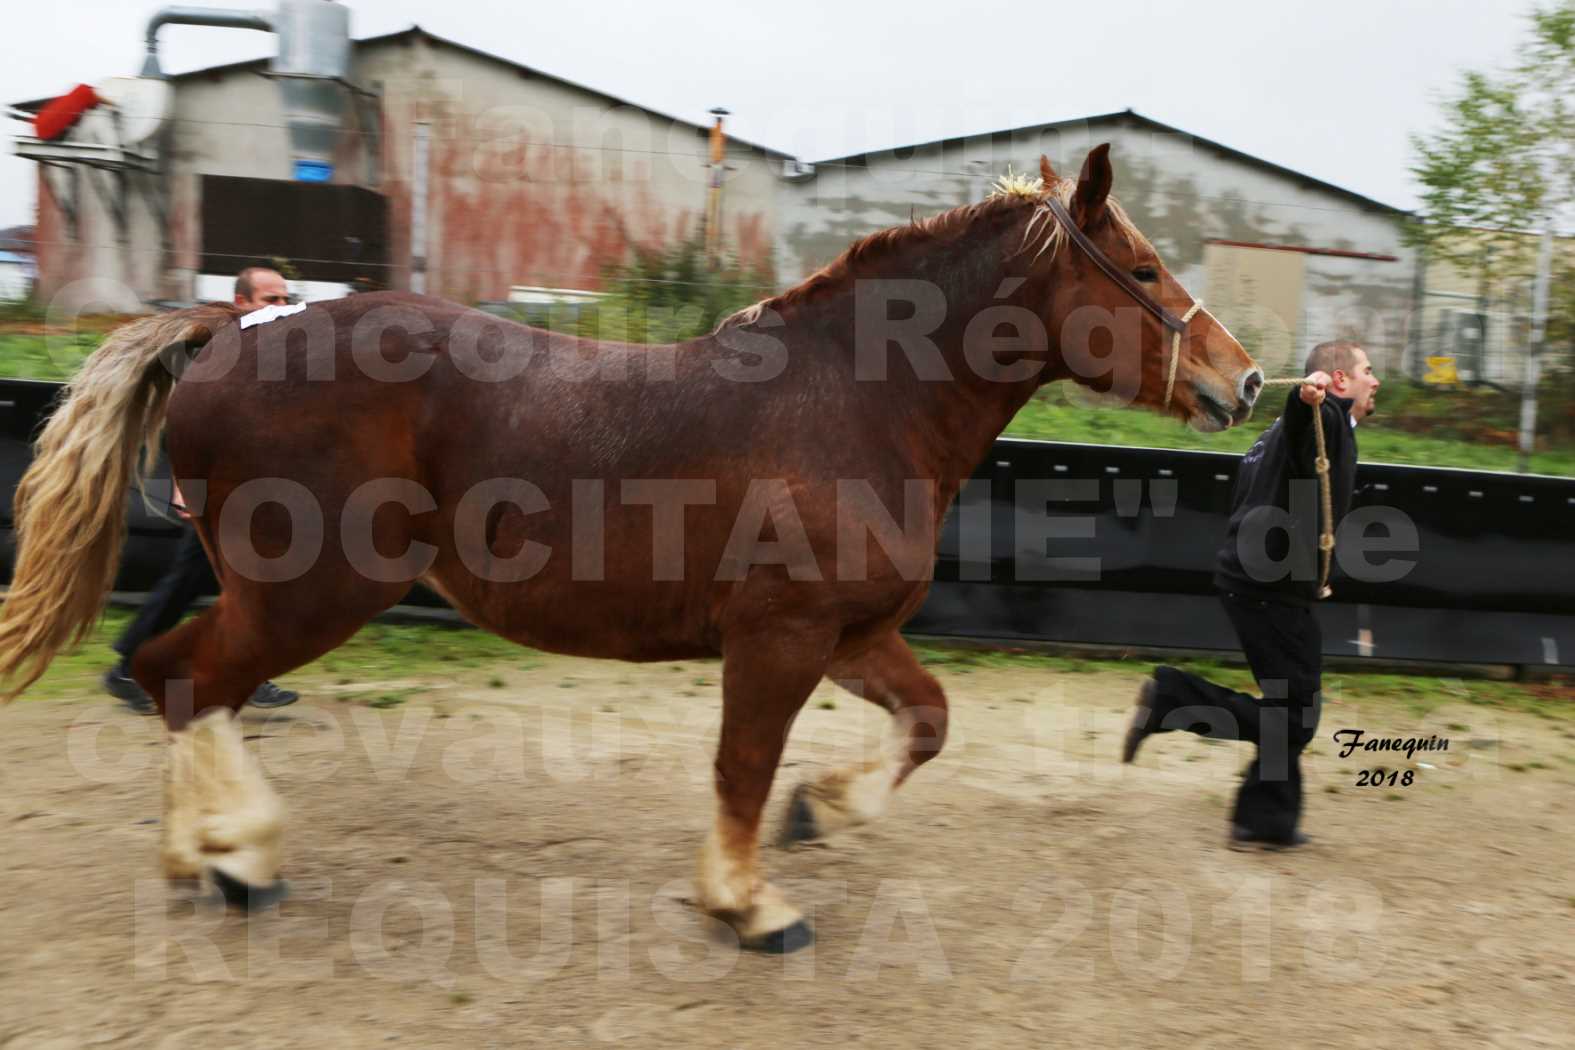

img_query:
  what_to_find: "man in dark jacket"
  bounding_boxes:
[1121,340,1381,849]
[103,268,300,714]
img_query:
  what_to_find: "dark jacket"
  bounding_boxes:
[1212,388,1358,606]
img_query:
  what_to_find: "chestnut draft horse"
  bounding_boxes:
[0,147,1262,952]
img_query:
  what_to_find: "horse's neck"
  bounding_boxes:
[843,239,1048,490]
[899,347,1041,496]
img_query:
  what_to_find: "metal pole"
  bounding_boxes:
[410,122,430,295]
[1517,224,1555,473]
[1474,243,1492,384]
[140,7,275,78]
[1407,237,1427,382]
[704,107,728,269]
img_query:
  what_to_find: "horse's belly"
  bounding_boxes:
[420,570,717,663]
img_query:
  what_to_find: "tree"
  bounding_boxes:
[574,238,773,345]
[1410,2,1575,258]
[1407,1,1575,469]
[1519,3,1575,216]
[1408,71,1547,274]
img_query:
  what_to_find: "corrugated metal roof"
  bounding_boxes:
[8,33,1405,212]
[816,108,1409,215]
[9,25,789,159]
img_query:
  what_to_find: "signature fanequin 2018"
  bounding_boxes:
[1331,729,1450,787]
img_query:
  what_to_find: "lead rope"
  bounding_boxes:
[1161,301,1334,600]
[1261,377,1335,600]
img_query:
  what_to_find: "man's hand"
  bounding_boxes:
[1300,371,1331,407]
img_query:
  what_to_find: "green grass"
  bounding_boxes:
[306,622,542,680]
[0,331,105,381]
[13,613,1571,723]
[5,317,1574,477]
[1004,388,1575,476]
[15,608,139,700]
[15,611,544,701]
[367,690,415,709]
[908,640,1573,718]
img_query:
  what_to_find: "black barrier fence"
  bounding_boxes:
[914,440,1575,670]
[1,377,1571,671]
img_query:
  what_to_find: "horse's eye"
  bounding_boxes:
[1132,266,1159,283]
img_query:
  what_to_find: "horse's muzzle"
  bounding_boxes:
[1238,367,1265,411]
[1195,367,1262,431]
[1226,366,1265,425]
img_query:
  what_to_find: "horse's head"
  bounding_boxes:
[1031,146,1262,431]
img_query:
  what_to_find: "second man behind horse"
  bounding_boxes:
[103,267,301,714]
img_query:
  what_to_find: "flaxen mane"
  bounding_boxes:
[718,171,1149,330]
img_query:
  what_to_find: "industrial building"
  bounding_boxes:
[13,2,1527,383]
[776,110,1420,379]
[10,10,788,312]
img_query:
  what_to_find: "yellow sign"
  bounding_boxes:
[1423,356,1459,386]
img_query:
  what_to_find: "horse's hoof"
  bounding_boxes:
[747,920,815,955]
[212,868,289,911]
[779,784,821,847]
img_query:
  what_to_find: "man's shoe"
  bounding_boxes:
[103,665,156,715]
[1121,677,1160,763]
[248,681,299,709]
[1228,825,1311,852]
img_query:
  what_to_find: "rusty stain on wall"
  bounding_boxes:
[23,29,782,310]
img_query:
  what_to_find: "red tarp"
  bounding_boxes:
[34,84,102,142]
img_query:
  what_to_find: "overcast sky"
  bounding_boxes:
[0,0,1542,230]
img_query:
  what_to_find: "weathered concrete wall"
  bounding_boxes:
[30,31,781,310]
[32,147,170,312]
[31,62,1416,356]
[360,35,779,302]
[776,116,1419,375]
[33,59,368,310]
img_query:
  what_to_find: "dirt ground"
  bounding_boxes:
[1,653,1572,1049]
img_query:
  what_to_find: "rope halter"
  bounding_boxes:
[1039,194,1335,600]
[1164,299,1205,409]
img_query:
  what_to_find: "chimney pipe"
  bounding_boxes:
[138,2,354,182]
[141,6,275,78]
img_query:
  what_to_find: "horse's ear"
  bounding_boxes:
[1039,154,1058,184]
[1072,143,1114,227]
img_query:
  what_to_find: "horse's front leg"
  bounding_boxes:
[695,623,835,953]
[779,630,949,845]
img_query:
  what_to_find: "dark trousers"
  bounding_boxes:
[112,527,218,663]
[1149,591,1323,842]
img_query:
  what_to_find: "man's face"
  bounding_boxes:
[236,270,289,311]
[1332,348,1381,421]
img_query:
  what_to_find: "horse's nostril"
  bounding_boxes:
[1241,369,1264,404]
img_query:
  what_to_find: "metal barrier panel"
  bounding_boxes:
[1,378,1571,668]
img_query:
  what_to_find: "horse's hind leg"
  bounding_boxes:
[132,566,408,908]
[695,623,835,953]
[779,631,949,845]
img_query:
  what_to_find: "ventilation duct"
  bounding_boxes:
[141,0,354,181]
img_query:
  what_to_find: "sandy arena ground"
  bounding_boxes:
[1,653,1572,1049]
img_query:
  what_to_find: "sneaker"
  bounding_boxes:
[248,681,299,709]
[103,664,156,715]
[1228,825,1310,852]
[1121,677,1160,763]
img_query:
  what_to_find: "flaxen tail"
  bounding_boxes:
[0,305,237,701]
